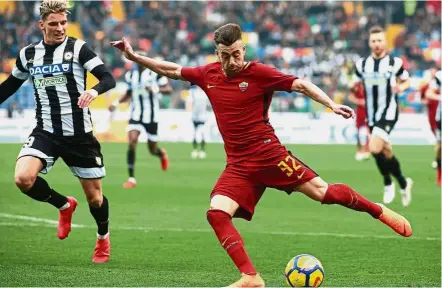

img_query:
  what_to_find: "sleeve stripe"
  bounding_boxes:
[16,46,30,73]
[395,66,404,77]
[73,39,85,63]
[12,66,29,80]
[83,56,104,72]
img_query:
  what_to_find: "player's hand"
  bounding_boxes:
[108,100,119,112]
[331,103,355,119]
[78,89,98,108]
[108,104,116,112]
[110,37,134,60]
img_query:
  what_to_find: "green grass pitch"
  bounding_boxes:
[0,143,440,286]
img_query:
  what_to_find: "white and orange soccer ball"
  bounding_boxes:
[285,254,325,287]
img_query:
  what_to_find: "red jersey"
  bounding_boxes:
[353,82,367,128]
[182,62,297,166]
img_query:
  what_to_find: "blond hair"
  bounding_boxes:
[40,0,70,21]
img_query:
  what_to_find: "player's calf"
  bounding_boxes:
[19,175,69,209]
[298,178,382,218]
[207,209,257,276]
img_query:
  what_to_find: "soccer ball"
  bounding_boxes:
[284,254,325,287]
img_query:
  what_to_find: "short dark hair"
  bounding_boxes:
[369,25,384,34]
[214,23,242,46]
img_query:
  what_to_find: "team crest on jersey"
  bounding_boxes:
[385,125,391,132]
[64,52,73,61]
[239,81,248,92]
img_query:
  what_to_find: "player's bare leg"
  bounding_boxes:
[124,130,140,188]
[15,156,75,239]
[355,127,370,161]
[208,195,265,288]
[297,177,412,237]
[80,178,110,263]
[148,140,169,171]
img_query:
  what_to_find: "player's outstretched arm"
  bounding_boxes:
[110,38,185,81]
[0,75,26,104]
[291,78,355,119]
[108,90,131,112]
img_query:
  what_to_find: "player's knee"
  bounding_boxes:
[206,209,231,227]
[314,179,328,201]
[14,172,36,192]
[369,145,383,155]
[87,194,103,208]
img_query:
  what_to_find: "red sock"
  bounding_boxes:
[207,209,257,275]
[321,183,382,218]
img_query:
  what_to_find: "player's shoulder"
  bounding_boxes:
[391,55,403,65]
[355,57,366,65]
[19,40,41,54]
[250,61,271,70]
[201,62,221,71]
[68,37,87,48]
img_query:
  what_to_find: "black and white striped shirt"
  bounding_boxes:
[355,55,409,127]
[125,67,168,124]
[430,70,441,123]
[12,37,105,136]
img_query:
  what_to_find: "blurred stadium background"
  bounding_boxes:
[0,1,440,287]
[0,0,440,144]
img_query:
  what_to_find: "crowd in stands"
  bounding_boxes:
[0,1,440,112]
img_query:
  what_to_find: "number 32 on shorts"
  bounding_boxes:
[277,155,306,179]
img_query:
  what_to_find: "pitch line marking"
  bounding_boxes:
[0,213,439,242]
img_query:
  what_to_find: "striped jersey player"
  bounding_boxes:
[0,0,115,263]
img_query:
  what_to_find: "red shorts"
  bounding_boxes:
[355,107,367,129]
[427,102,438,135]
[211,151,318,221]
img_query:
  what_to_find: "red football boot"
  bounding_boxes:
[160,148,169,171]
[92,233,110,263]
[57,197,78,240]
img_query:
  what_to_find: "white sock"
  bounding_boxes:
[59,202,70,211]
[97,232,109,239]
[128,177,136,183]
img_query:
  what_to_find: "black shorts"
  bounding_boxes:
[369,119,397,142]
[17,128,105,179]
[127,120,158,141]
[193,120,205,129]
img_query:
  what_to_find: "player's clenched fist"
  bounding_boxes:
[78,89,98,108]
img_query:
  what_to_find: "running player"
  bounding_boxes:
[109,55,171,188]
[0,0,115,263]
[187,83,210,159]
[354,26,412,207]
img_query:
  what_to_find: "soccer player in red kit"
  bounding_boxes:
[111,24,412,287]
[349,81,370,161]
